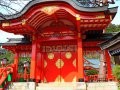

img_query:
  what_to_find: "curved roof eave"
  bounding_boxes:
[0,0,117,21]
[99,32,120,50]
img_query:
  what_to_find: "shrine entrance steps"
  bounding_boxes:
[5,82,35,90]
[36,82,86,90]
[5,82,118,90]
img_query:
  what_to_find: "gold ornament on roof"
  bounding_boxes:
[2,22,10,27]
[22,19,26,25]
[41,6,60,15]
[76,14,81,20]
[96,15,105,19]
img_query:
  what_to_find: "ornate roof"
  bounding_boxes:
[100,32,120,49]
[0,0,118,40]
[0,0,117,21]
[84,32,115,41]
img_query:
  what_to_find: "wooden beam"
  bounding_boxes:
[22,19,36,32]
[38,36,77,42]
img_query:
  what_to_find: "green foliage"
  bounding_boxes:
[18,57,30,73]
[112,65,120,90]
[106,24,120,33]
[19,57,30,63]
[85,52,100,59]
[86,70,98,76]
[0,49,14,65]
[118,82,120,90]
[112,65,120,81]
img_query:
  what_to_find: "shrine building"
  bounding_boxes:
[0,0,118,84]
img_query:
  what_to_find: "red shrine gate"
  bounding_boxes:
[34,25,82,82]
[36,41,78,82]
[43,51,77,82]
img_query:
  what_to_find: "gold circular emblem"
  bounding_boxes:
[65,52,72,59]
[48,53,54,59]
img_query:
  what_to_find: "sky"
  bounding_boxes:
[0,0,120,43]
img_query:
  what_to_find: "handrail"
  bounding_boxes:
[0,65,12,75]
[0,64,14,90]
[85,74,116,82]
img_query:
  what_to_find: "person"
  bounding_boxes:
[0,58,8,67]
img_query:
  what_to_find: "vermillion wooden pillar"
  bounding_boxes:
[77,37,84,82]
[76,14,84,82]
[36,51,41,83]
[105,50,112,80]
[30,34,38,80]
[14,51,19,81]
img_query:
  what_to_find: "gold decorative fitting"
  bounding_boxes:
[41,6,60,15]
[56,59,64,69]
[73,59,76,67]
[65,52,72,59]
[48,53,54,60]
[44,77,47,83]
[76,14,81,20]
[96,15,105,19]
[44,60,47,68]
[2,22,10,27]
[22,19,26,25]
[72,76,77,82]
[110,15,112,20]
[55,75,64,82]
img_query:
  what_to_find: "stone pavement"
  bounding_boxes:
[5,82,118,90]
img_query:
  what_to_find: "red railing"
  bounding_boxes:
[0,64,14,90]
[17,73,30,81]
[85,74,117,82]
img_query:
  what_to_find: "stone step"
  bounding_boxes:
[36,82,86,90]
[5,82,118,90]
[87,82,118,90]
[5,82,35,90]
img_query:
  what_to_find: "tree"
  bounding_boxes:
[0,49,14,66]
[112,65,120,90]
[106,24,120,32]
[112,65,120,81]
[86,69,98,76]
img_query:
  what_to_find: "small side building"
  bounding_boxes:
[100,32,120,65]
